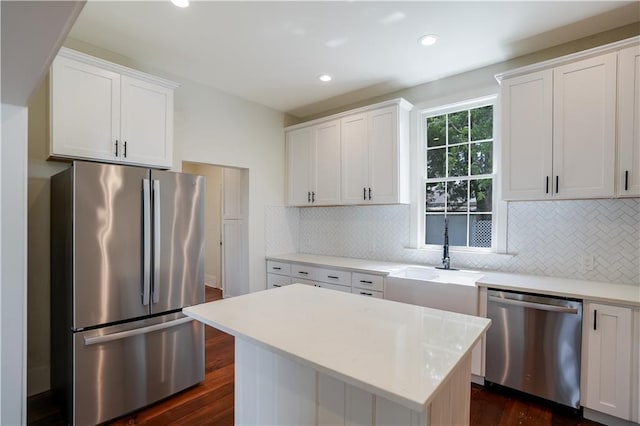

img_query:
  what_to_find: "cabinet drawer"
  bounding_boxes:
[352,288,383,298]
[267,261,291,276]
[291,265,320,280]
[316,267,351,286]
[267,273,292,289]
[352,273,384,292]
[316,282,351,293]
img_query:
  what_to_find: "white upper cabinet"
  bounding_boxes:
[50,48,178,169]
[617,44,640,197]
[287,98,411,207]
[287,120,341,206]
[500,51,617,200]
[552,53,616,199]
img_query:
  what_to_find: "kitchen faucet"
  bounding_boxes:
[436,217,451,270]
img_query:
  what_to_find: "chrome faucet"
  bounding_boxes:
[436,217,451,270]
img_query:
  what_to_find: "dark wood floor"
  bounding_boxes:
[29,286,601,425]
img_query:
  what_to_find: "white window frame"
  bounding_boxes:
[410,95,507,253]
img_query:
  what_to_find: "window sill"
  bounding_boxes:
[403,246,515,259]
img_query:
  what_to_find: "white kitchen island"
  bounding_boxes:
[183,284,491,426]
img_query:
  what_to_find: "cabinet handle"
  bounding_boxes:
[308,192,311,202]
[327,275,339,279]
[593,309,597,330]
[312,192,315,203]
[545,176,549,194]
[363,187,366,201]
[273,284,281,288]
[272,267,281,270]
[368,187,372,200]
[298,271,308,275]
[124,141,127,158]
[555,176,559,194]
[625,171,629,191]
[360,292,373,296]
[359,280,373,284]
[115,140,119,157]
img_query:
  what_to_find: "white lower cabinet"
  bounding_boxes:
[267,273,292,289]
[583,302,634,421]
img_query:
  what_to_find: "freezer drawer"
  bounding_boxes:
[73,314,204,425]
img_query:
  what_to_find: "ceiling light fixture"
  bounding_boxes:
[418,34,438,46]
[318,74,332,82]
[171,0,189,8]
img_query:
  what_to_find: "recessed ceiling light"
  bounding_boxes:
[171,0,189,8]
[318,74,332,83]
[418,34,438,46]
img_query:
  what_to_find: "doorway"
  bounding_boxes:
[182,162,249,297]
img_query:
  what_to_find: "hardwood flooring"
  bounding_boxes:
[28,286,602,425]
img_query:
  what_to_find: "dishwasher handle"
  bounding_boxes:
[489,295,579,314]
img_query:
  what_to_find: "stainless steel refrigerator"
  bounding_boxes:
[50,161,205,425]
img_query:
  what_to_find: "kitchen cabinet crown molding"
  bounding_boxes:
[285,97,413,131]
[58,46,180,89]
[495,35,640,83]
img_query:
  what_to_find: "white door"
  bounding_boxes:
[222,219,245,298]
[287,127,313,205]
[617,44,640,197]
[368,106,399,203]
[313,119,341,205]
[585,303,632,420]
[500,70,553,200]
[50,55,120,162]
[341,113,369,204]
[222,168,243,219]
[553,53,616,198]
[120,75,173,168]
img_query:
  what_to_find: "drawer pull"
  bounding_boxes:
[273,284,281,288]
[327,275,339,279]
[272,267,281,270]
[359,280,373,284]
[593,309,597,330]
[360,292,373,296]
[298,271,308,275]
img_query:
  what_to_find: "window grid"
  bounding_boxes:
[423,102,494,249]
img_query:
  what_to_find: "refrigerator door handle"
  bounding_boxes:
[142,179,151,306]
[152,179,161,304]
[83,317,195,346]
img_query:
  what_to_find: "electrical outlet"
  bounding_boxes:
[581,255,595,272]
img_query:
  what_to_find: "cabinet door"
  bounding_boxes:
[120,76,174,168]
[50,55,120,162]
[313,119,341,205]
[368,106,399,203]
[585,303,632,420]
[617,45,640,197]
[341,113,369,204]
[287,127,313,206]
[500,70,553,200]
[553,53,616,198]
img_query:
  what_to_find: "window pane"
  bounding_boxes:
[425,182,446,212]
[448,110,469,145]
[426,148,446,179]
[426,115,446,147]
[470,179,492,212]
[471,142,493,175]
[425,214,444,245]
[447,145,468,177]
[470,106,493,141]
[448,215,468,246]
[447,180,468,212]
[469,214,492,247]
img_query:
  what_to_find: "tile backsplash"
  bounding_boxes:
[266,199,640,286]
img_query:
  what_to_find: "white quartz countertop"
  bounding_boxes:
[183,284,491,412]
[267,253,640,307]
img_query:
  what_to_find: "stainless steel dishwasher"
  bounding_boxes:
[485,289,583,408]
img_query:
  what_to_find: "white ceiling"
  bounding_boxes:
[68,1,639,117]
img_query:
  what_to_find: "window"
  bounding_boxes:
[422,99,495,249]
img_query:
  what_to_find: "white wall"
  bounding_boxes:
[1,103,29,425]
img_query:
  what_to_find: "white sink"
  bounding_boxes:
[389,266,483,287]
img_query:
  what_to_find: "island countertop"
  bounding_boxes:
[183,284,491,412]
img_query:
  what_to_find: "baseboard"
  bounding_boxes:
[205,274,219,288]
[27,365,50,397]
[583,407,638,426]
